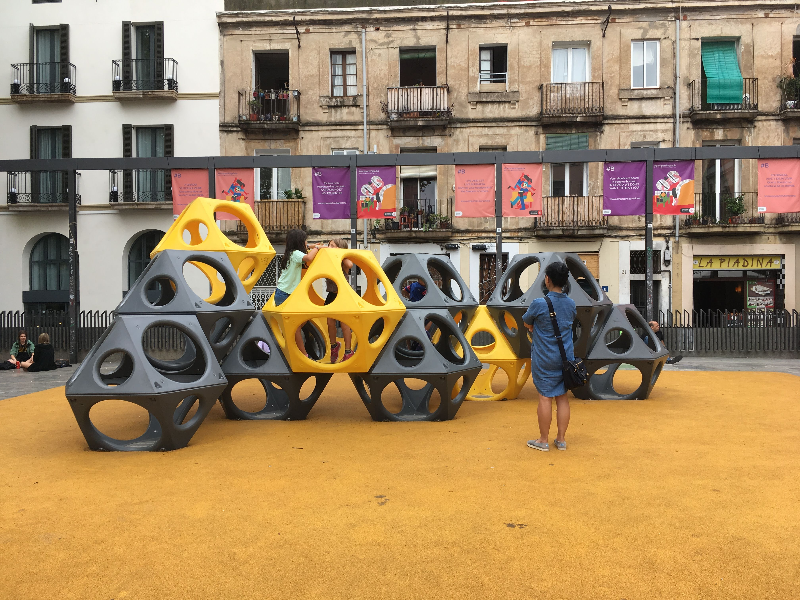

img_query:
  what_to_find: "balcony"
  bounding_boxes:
[778,78,800,118]
[10,62,76,102]
[238,89,300,130]
[241,200,306,237]
[533,196,607,233]
[689,78,758,122]
[6,171,79,208]
[112,58,178,100]
[383,85,452,127]
[115,169,171,205]
[372,210,453,241]
[540,82,603,124]
[682,192,764,230]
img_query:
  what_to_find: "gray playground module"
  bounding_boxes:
[486,252,667,400]
[350,253,482,421]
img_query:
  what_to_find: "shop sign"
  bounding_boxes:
[746,280,775,309]
[693,256,782,270]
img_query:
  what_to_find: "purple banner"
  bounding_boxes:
[312,167,351,219]
[602,161,646,216]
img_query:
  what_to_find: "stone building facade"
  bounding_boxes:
[217,0,799,316]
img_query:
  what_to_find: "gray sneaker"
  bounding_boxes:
[552,439,567,451]
[527,440,549,452]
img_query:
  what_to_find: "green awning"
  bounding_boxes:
[701,41,743,104]
[545,134,589,151]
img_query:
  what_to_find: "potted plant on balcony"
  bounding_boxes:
[292,188,304,200]
[248,99,260,121]
[723,194,746,224]
[779,76,800,109]
[283,188,295,199]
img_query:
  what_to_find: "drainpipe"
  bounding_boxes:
[675,13,681,243]
[362,27,368,249]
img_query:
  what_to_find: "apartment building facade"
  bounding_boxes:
[0,0,223,312]
[218,0,800,317]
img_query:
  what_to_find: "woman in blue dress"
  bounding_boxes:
[521,262,577,452]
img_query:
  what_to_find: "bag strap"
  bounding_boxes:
[544,295,569,363]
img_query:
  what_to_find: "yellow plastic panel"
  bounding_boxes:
[150,197,275,293]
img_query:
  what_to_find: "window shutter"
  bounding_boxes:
[29,24,34,85]
[163,124,173,201]
[30,125,39,197]
[545,134,589,151]
[30,125,38,159]
[155,22,164,82]
[59,24,70,84]
[122,22,132,85]
[61,125,72,159]
[122,124,133,202]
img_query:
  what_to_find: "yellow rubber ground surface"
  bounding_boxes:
[1,370,799,599]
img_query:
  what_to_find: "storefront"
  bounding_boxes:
[692,255,783,311]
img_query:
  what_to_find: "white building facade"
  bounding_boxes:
[0,0,223,313]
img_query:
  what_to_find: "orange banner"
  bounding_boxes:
[215,168,255,221]
[454,164,495,218]
[757,159,800,214]
[502,164,542,217]
[172,169,209,218]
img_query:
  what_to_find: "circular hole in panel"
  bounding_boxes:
[89,400,151,441]
[491,368,511,395]
[238,256,257,283]
[347,254,386,307]
[572,320,583,344]
[428,315,466,366]
[516,363,530,389]
[142,324,206,383]
[470,330,495,349]
[369,318,385,344]
[383,258,402,285]
[181,262,214,304]
[229,379,267,413]
[452,310,467,333]
[301,322,326,362]
[595,365,609,375]
[428,388,442,414]
[395,336,425,368]
[400,277,426,303]
[309,277,329,307]
[299,377,317,402]
[404,378,429,391]
[209,317,234,346]
[590,312,603,337]
[144,277,177,307]
[181,220,209,246]
[604,329,633,355]
[174,395,200,428]
[242,338,271,369]
[97,350,134,387]
[427,258,464,302]
[383,382,405,415]
[502,257,541,302]
[499,311,518,337]
[565,257,601,301]
[612,366,643,396]
[184,260,237,307]
[626,309,658,352]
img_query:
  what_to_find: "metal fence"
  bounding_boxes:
[690,78,758,112]
[536,195,607,229]
[11,62,77,96]
[657,309,800,357]
[385,85,451,119]
[238,89,300,123]
[541,82,604,117]
[112,58,178,92]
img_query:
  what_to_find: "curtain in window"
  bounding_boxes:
[570,48,587,83]
[701,41,743,104]
[136,127,165,201]
[35,29,59,89]
[632,42,645,88]
[36,128,61,201]
[644,41,658,87]
[552,48,569,83]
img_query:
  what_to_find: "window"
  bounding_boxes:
[30,234,69,291]
[479,146,507,152]
[546,134,588,196]
[630,141,661,148]
[700,40,743,106]
[794,37,800,78]
[701,141,740,221]
[331,51,357,97]
[255,51,289,91]
[631,41,659,88]
[479,45,507,84]
[122,22,165,90]
[552,45,588,83]
[332,149,359,155]
[256,149,291,200]
[400,48,436,87]
[400,148,437,213]
[136,127,166,202]
[29,125,71,203]
[128,231,165,290]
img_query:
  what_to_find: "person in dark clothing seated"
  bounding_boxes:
[25,333,57,372]
[646,321,683,365]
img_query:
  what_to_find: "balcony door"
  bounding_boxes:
[551,46,588,83]
[134,25,156,89]
[34,28,60,92]
[256,149,291,200]
[399,48,436,87]
[35,128,63,202]
[136,127,166,202]
[701,141,740,221]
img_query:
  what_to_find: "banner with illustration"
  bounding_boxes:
[312,167,350,219]
[172,169,209,218]
[757,158,800,213]
[454,164,495,218]
[357,166,397,219]
[653,161,695,215]
[215,168,255,221]
[501,163,542,217]
[602,161,646,216]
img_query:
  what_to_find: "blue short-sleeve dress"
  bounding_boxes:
[521,291,578,397]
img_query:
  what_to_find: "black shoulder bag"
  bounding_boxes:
[544,295,588,391]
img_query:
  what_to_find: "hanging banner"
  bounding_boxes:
[602,161,646,216]
[214,168,255,221]
[454,164,495,218]
[172,169,209,218]
[653,161,695,215]
[357,166,397,219]
[312,167,350,219]
[757,159,800,213]
[502,164,543,217]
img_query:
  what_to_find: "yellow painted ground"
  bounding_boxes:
[1,371,799,600]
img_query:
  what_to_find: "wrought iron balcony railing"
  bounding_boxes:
[238,89,300,123]
[6,171,78,205]
[10,62,76,96]
[112,58,178,92]
[534,196,607,229]
[239,200,306,234]
[115,169,170,203]
[682,192,764,227]
[479,71,507,84]
[540,82,604,117]
[383,85,452,120]
[689,78,758,112]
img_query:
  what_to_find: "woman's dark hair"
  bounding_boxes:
[282,229,308,269]
[18,330,28,343]
[544,262,570,289]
